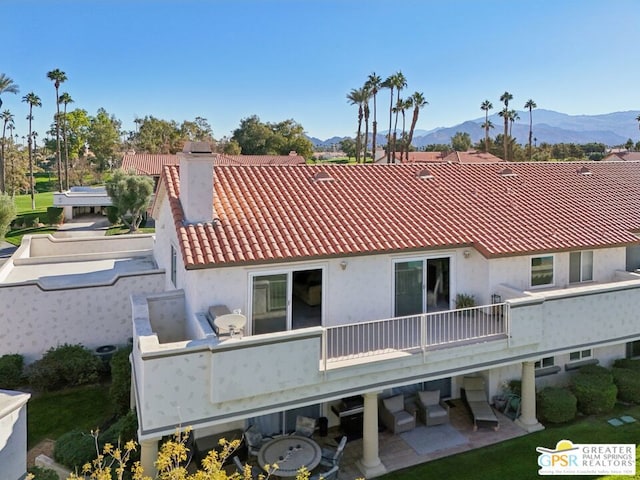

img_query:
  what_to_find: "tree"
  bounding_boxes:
[499,91,513,161]
[362,86,371,163]
[180,116,214,143]
[508,110,519,138]
[87,108,122,172]
[47,69,67,191]
[0,73,19,110]
[131,116,182,154]
[59,92,74,189]
[479,119,494,151]
[22,92,41,210]
[231,116,313,159]
[339,137,356,159]
[480,100,493,153]
[105,169,153,233]
[365,73,382,162]
[1,110,14,192]
[451,131,472,151]
[346,87,367,163]
[524,99,537,160]
[387,71,407,162]
[0,194,16,240]
[636,114,640,140]
[405,92,428,162]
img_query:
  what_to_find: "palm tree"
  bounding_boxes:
[480,120,494,151]
[1,110,14,192]
[361,85,371,163]
[365,73,382,162]
[47,69,67,191]
[508,110,519,138]
[636,114,640,135]
[406,92,428,161]
[59,92,74,188]
[346,87,367,163]
[480,100,493,153]
[524,99,537,160]
[398,97,412,161]
[391,72,407,162]
[22,92,41,210]
[499,91,513,161]
[0,74,19,110]
[382,75,395,163]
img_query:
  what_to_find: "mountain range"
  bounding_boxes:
[308,109,640,149]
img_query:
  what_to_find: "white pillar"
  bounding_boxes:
[356,392,387,478]
[515,361,545,432]
[140,438,159,477]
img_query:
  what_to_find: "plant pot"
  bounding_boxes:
[492,395,507,411]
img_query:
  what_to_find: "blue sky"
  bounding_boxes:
[3,0,639,142]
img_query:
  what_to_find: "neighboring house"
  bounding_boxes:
[131,143,640,476]
[122,152,306,189]
[603,151,640,162]
[0,390,30,480]
[376,150,502,164]
[52,186,113,220]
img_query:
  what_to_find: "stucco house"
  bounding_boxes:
[376,149,502,164]
[131,143,640,477]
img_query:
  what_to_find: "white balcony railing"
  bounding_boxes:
[324,303,508,363]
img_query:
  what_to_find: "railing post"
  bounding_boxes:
[421,313,427,360]
[322,327,327,374]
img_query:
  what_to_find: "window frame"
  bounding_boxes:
[170,244,177,287]
[569,349,592,362]
[535,356,555,369]
[530,254,555,288]
[569,250,594,284]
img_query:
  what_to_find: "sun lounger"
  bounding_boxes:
[461,376,500,431]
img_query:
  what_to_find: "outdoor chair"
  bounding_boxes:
[416,389,450,426]
[379,394,416,434]
[310,465,340,480]
[461,376,500,431]
[319,435,347,469]
[243,425,270,458]
[294,415,316,437]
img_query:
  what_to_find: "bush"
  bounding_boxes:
[23,214,40,228]
[0,194,17,239]
[54,411,139,470]
[27,466,59,480]
[106,206,120,224]
[0,354,24,389]
[537,387,577,423]
[613,358,640,371]
[571,372,617,415]
[26,344,101,392]
[578,364,612,381]
[612,368,640,404]
[46,206,64,225]
[110,346,133,416]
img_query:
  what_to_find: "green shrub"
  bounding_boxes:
[578,364,613,382]
[54,411,139,470]
[23,214,40,228]
[537,387,577,423]
[613,358,640,371]
[27,466,59,480]
[455,293,476,308]
[571,372,617,415]
[0,354,24,389]
[106,206,120,224]
[0,194,17,239]
[110,346,133,416]
[46,206,64,225]
[26,344,101,392]
[612,368,640,404]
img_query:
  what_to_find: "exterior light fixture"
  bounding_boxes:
[340,260,348,270]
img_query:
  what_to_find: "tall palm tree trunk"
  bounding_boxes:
[484,110,490,153]
[63,105,70,186]
[55,89,63,191]
[387,87,394,163]
[363,104,370,163]
[371,94,377,162]
[0,123,6,192]
[27,112,35,210]
[528,109,533,160]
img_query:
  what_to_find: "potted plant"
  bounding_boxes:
[455,293,476,309]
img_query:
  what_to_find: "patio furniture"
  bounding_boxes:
[380,394,416,434]
[294,415,316,437]
[244,425,270,458]
[310,465,340,480]
[461,376,500,431]
[319,435,347,469]
[416,389,450,426]
[257,435,322,477]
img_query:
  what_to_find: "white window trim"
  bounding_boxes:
[569,250,594,284]
[529,254,555,289]
[569,349,592,362]
[170,244,177,287]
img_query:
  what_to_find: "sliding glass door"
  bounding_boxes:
[394,257,451,316]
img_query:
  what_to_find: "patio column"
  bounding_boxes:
[356,391,387,478]
[140,438,159,477]
[515,361,544,432]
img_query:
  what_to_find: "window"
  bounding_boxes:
[569,349,592,361]
[569,251,593,283]
[531,255,554,287]
[535,356,555,369]
[170,245,177,287]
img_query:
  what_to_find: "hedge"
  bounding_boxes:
[26,344,101,392]
[571,372,617,415]
[46,206,64,225]
[110,346,133,416]
[612,367,640,404]
[613,358,640,371]
[0,354,24,389]
[537,387,577,423]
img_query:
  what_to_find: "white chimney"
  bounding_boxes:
[178,141,215,224]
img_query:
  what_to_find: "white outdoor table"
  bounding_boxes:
[257,435,322,477]
[213,313,246,336]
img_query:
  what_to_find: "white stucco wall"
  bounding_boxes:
[0,390,30,480]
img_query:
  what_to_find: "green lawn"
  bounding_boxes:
[106,224,155,236]
[27,384,114,448]
[384,404,640,480]
[13,191,54,215]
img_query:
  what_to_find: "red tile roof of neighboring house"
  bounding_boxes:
[159,162,640,268]
[122,153,305,176]
[396,150,502,164]
[604,152,640,162]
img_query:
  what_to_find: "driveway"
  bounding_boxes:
[54,215,110,238]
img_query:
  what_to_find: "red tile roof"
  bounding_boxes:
[604,152,640,162]
[122,153,305,176]
[160,162,640,268]
[395,150,502,164]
